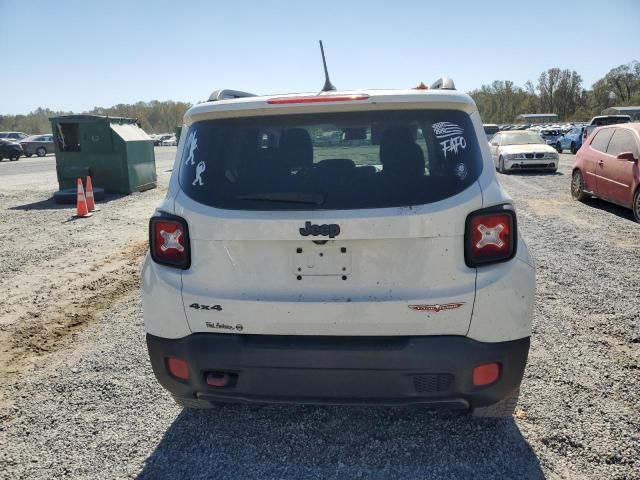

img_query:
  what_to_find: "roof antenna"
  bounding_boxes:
[319,40,336,92]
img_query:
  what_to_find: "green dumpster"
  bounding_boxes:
[50,114,157,194]
[175,125,183,144]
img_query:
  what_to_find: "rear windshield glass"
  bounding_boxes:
[178,110,482,210]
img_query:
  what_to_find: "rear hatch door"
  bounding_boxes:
[176,107,484,336]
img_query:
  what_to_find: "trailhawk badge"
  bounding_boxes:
[408,303,465,313]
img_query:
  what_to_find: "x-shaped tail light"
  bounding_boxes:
[159,229,184,252]
[476,223,505,249]
[465,208,516,267]
[150,215,191,269]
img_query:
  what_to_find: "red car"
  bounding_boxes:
[571,123,640,222]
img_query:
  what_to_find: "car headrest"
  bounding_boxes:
[279,128,313,170]
[379,127,425,178]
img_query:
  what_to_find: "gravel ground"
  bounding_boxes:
[0,151,638,479]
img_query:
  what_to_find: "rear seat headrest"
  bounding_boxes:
[279,128,313,170]
[379,126,425,178]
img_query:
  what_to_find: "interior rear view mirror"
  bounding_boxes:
[616,151,637,162]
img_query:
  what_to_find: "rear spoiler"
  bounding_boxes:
[208,89,257,102]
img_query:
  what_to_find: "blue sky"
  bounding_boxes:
[1,0,639,115]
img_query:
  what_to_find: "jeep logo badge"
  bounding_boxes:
[299,221,340,238]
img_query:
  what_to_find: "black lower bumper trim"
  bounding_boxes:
[147,333,530,408]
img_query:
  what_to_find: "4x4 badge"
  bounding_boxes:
[299,221,340,238]
[409,303,465,313]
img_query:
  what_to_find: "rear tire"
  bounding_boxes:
[9,154,19,161]
[498,156,506,174]
[570,142,577,154]
[633,188,640,223]
[36,147,46,157]
[471,389,519,418]
[571,170,587,201]
[556,142,562,153]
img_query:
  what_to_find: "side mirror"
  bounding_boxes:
[617,151,637,162]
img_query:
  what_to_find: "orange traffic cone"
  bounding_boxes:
[85,176,98,212]
[74,177,92,218]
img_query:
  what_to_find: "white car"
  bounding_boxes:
[141,81,535,417]
[160,135,177,146]
[490,130,559,173]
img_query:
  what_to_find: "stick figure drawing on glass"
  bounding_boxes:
[193,161,206,186]
[185,131,198,166]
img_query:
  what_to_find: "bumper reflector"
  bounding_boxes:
[167,357,189,380]
[472,363,500,386]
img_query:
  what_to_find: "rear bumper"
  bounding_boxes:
[147,333,530,408]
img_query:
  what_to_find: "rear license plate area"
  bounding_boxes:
[293,245,352,276]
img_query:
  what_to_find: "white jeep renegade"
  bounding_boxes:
[141,80,535,417]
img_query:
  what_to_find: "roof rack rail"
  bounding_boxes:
[430,77,456,90]
[208,89,257,102]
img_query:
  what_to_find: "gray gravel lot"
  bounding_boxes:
[0,151,638,479]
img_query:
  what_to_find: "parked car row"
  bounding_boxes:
[491,115,632,156]
[0,131,56,161]
[492,120,640,222]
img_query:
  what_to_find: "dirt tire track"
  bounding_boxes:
[0,241,148,377]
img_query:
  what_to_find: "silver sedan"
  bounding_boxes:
[20,134,55,157]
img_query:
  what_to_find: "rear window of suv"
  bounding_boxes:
[178,109,482,210]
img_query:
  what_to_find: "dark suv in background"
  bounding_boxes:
[0,138,23,161]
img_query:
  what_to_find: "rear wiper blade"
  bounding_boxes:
[237,192,324,205]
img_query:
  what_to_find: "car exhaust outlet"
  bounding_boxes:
[206,372,230,387]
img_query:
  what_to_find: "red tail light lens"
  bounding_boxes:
[267,94,369,104]
[465,206,517,267]
[149,214,191,269]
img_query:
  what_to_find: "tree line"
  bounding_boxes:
[0,100,191,135]
[469,61,640,124]
[2,61,639,134]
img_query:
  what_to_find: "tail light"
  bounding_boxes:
[267,94,369,104]
[149,213,191,269]
[464,205,517,267]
